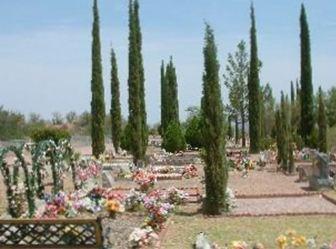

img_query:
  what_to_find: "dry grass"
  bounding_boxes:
[162,215,336,248]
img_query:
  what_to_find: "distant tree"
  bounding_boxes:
[66,111,77,124]
[300,4,315,147]
[317,87,327,152]
[224,40,249,147]
[52,112,64,125]
[260,83,275,147]
[162,57,181,151]
[165,57,180,124]
[160,61,167,135]
[288,137,295,174]
[326,87,336,127]
[110,49,122,153]
[163,122,186,153]
[248,4,261,153]
[0,106,26,140]
[90,0,106,158]
[185,107,203,148]
[201,24,228,215]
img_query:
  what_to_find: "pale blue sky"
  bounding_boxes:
[0,1,335,124]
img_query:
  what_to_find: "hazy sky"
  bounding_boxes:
[0,1,335,124]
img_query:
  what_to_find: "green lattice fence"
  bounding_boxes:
[0,218,103,248]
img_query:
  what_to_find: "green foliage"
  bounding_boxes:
[326,87,336,127]
[201,24,228,215]
[110,49,122,153]
[162,122,186,153]
[185,109,203,148]
[127,0,146,164]
[224,40,249,147]
[161,57,180,143]
[248,5,261,153]
[0,106,26,140]
[300,4,315,147]
[134,0,148,158]
[160,61,167,136]
[260,83,275,145]
[91,0,106,158]
[120,123,132,152]
[317,87,327,152]
[30,127,71,144]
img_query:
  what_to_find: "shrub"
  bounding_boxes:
[162,122,186,153]
[185,115,203,148]
[30,127,71,144]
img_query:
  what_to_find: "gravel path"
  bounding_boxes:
[232,195,336,216]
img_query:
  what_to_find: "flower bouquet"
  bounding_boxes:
[182,164,198,179]
[133,169,157,192]
[166,187,188,205]
[105,198,125,218]
[128,226,159,248]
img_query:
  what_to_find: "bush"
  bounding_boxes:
[120,123,132,152]
[185,115,203,148]
[162,122,186,153]
[30,127,71,144]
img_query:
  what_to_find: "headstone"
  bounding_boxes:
[309,152,333,190]
[102,171,115,188]
[194,233,211,249]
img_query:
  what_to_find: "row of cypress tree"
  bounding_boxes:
[90,0,148,164]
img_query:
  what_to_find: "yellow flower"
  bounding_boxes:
[230,241,248,249]
[291,235,307,247]
[276,235,287,249]
[106,199,124,213]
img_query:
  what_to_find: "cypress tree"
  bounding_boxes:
[228,115,233,139]
[300,4,314,147]
[134,0,148,158]
[317,87,327,152]
[160,61,167,135]
[110,49,122,154]
[248,4,261,153]
[90,0,105,158]
[280,93,289,171]
[128,0,142,164]
[162,57,182,152]
[275,108,283,165]
[290,81,295,105]
[201,24,228,215]
[166,57,179,125]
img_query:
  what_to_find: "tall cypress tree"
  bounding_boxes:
[134,0,148,158]
[317,87,327,152]
[300,4,314,147]
[110,49,122,154]
[128,0,142,164]
[165,57,179,125]
[90,0,105,158]
[201,24,227,215]
[160,60,167,135]
[248,4,261,153]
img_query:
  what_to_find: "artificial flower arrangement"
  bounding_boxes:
[124,189,145,212]
[142,190,174,231]
[105,198,125,218]
[182,164,198,178]
[75,158,102,189]
[128,226,159,248]
[208,230,336,249]
[166,187,188,205]
[133,169,157,192]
